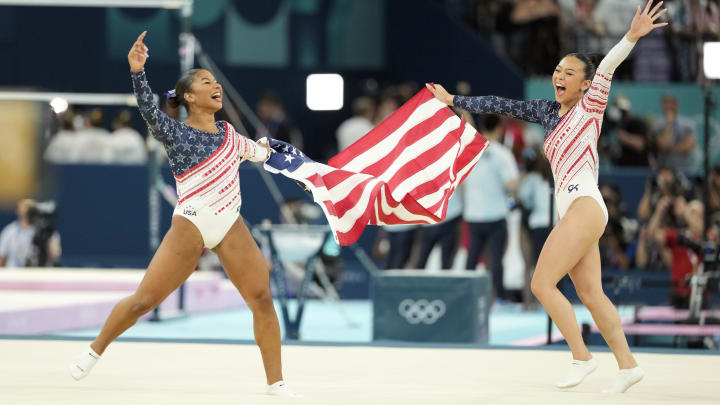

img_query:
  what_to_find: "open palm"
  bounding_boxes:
[628,0,668,40]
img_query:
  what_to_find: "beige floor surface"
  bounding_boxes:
[1,339,718,405]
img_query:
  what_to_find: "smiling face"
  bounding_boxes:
[184,69,223,113]
[552,56,591,105]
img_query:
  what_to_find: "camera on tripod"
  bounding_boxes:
[675,233,719,321]
[26,200,58,267]
[676,234,720,272]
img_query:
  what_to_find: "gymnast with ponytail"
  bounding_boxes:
[69,31,298,397]
[428,0,668,393]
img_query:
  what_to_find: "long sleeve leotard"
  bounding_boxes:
[453,36,635,192]
[132,70,268,212]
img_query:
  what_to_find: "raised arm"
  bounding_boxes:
[128,31,181,144]
[584,1,667,112]
[594,36,635,78]
[599,0,667,75]
[425,83,549,125]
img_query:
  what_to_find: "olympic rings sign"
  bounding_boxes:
[398,299,447,325]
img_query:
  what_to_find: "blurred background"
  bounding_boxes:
[1,0,719,351]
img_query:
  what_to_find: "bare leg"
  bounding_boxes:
[530,197,605,361]
[570,244,638,370]
[90,216,204,354]
[212,218,283,385]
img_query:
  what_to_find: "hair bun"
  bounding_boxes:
[586,53,605,70]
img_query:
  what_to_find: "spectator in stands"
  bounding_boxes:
[506,0,562,75]
[336,96,376,151]
[518,147,554,263]
[667,0,697,81]
[632,224,668,270]
[593,0,644,79]
[415,190,462,270]
[634,29,674,82]
[710,165,720,215]
[374,93,402,125]
[652,94,697,172]
[637,166,692,221]
[108,110,147,165]
[647,197,705,308]
[492,0,517,60]
[475,0,502,42]
[501,116,526,163]
[517,147,554,308]
[0,199,61,268]
[611,95,651,167]
[44,109,80,164]
[559,0,602,55]
[396,81,420,103]
[382,225,418,270]
[598,183,633,269]
[256,90,303,149]
[76,108,112,164]
[463,114,519,301]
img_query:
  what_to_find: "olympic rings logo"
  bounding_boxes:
[398,299,447,325]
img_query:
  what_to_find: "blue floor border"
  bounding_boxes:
[2,334,718,356]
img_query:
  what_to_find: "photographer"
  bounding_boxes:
[0,199,61,268]
[637,167,690,221]
[710,165,720,216]
[652,94,697,172]
[647,197,705,308]
[598,183,633,269]
[607,95,651,167]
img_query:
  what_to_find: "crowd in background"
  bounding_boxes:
[0,199,61,268]
[29,26,720,307]
[333,79,719,307]
[30,74,718,307]
[42,88,305,166]
[437,0,720,82]
[44,108,147,165]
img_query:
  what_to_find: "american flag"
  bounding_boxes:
[263,88,488,246]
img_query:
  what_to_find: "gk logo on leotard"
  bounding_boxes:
[183,209,197,216]
[568,184,580,193]
[398,299,446,325]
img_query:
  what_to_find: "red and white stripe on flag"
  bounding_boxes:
[266,88,488,246]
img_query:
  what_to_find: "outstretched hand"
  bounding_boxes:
[627,0,668,42]
[257,138,273,162]
[128,31,149,73]
[425,83,455,106]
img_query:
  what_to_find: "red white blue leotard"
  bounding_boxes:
[454,36,636,220]
[132,70,268,247]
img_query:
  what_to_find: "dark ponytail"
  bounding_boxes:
[166,68,200,110]
[565,52,605,81]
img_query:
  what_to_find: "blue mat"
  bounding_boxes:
[53,300,636,346]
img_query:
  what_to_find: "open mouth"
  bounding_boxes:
[211,91,222,102]
[555,84,566,98]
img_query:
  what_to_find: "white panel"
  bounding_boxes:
[306,74,344,111]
